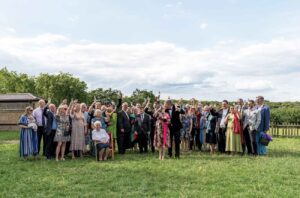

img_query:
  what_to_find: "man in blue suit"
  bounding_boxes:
[255,96,270,155]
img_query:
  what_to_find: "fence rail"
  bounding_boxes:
[270,123,300,137]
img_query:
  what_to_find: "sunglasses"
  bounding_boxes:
[29,109,33,112]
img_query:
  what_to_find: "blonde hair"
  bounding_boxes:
[24,106,33,116]
[94,109,102,117]
[57,105,67,115]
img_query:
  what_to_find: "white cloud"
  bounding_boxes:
[0,33,300,101]
[199,23,208,30]
[5,27,16,33]
[67,16,79,22]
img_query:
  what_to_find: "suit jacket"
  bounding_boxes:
[117,110,131,133]
[256,105,270,132]
[242,108,261,131]
[216,108,229,133]
[145,107,156,129]
[165,105,185,131]
[134,113,151,135]
[43,106,56,134]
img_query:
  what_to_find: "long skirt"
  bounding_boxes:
[20,128,38,157]
[256,131,267,155]
[225,128,242,153]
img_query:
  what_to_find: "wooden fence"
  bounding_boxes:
[270,123,300,137]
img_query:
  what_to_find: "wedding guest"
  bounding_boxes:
[243,100,261,155]
[190,106,199,151]
[255,96,270,155]
[88,101,102,131]
[225,106,243,154]
[134,107,151,153]
[70,103,86,159]
[117,102,132,154]
[144,99,160,153]
[204,106,218,154]
[154,106,170,160]
[53,105,70,161]
[80,103,89,152]
[92,121,110,161]
[130,107,138,149]
[216,100,229,153]
[32,99,46,155]
[180,105,192,151]
[91,109,106,130]
[235,98,247,154]
[43,103,57,159]
[106,104,118,153]
[165,100,185,159]
[19,106,38,159]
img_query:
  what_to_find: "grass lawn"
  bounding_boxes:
[0,131,300,197]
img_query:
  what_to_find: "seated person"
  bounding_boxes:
[92,121,110,161]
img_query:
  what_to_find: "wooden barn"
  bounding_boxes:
[0,93,40,131]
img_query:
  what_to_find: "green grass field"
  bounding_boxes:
[0,131,300,198]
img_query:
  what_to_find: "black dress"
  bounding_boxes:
[205,113,217,144]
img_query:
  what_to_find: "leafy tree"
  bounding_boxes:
[35,72,88,105]
[87,88,120,105]
[0,67,36,94]
[129,89,156,105]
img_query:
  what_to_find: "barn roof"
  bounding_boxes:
[0,93,40,102]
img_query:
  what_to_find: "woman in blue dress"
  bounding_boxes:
[19,106,38,159]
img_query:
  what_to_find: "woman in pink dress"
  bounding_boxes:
[154,106,170,160]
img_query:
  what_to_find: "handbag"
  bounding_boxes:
[259,132,272,146]
[63,130,70,136]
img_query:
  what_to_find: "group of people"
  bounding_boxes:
[18,94,270,161]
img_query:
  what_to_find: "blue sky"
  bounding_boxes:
[1,0,300,101]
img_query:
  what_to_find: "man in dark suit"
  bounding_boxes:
[117,102,131,154]
[43,103,57,159]
[216,100,229,153]
[165,100,185,159]
[134,107,151,153]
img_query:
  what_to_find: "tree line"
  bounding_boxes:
[1,67,299,124]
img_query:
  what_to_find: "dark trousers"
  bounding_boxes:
[37,126,46,155]
[150,127,155,152]
[190,128,201,150]
[117,132,130,154]
[45,130,56,159]
[138,133,148,153]
[168,129,181,158]
[218,128,226,153]
[243,126,257,155]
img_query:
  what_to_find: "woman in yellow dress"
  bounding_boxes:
[225,106,243,154]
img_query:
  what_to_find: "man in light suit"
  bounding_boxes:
[243,100,261,155]
[255,96,270,155]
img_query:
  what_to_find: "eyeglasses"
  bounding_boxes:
[29,109,33,112]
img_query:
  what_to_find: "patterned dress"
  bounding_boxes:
[70,112,85,151]
[19,115,38,157]
[225,114,242,152]
[154,113,170,148]
[54,115,71,142]
[181,114,191,139]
